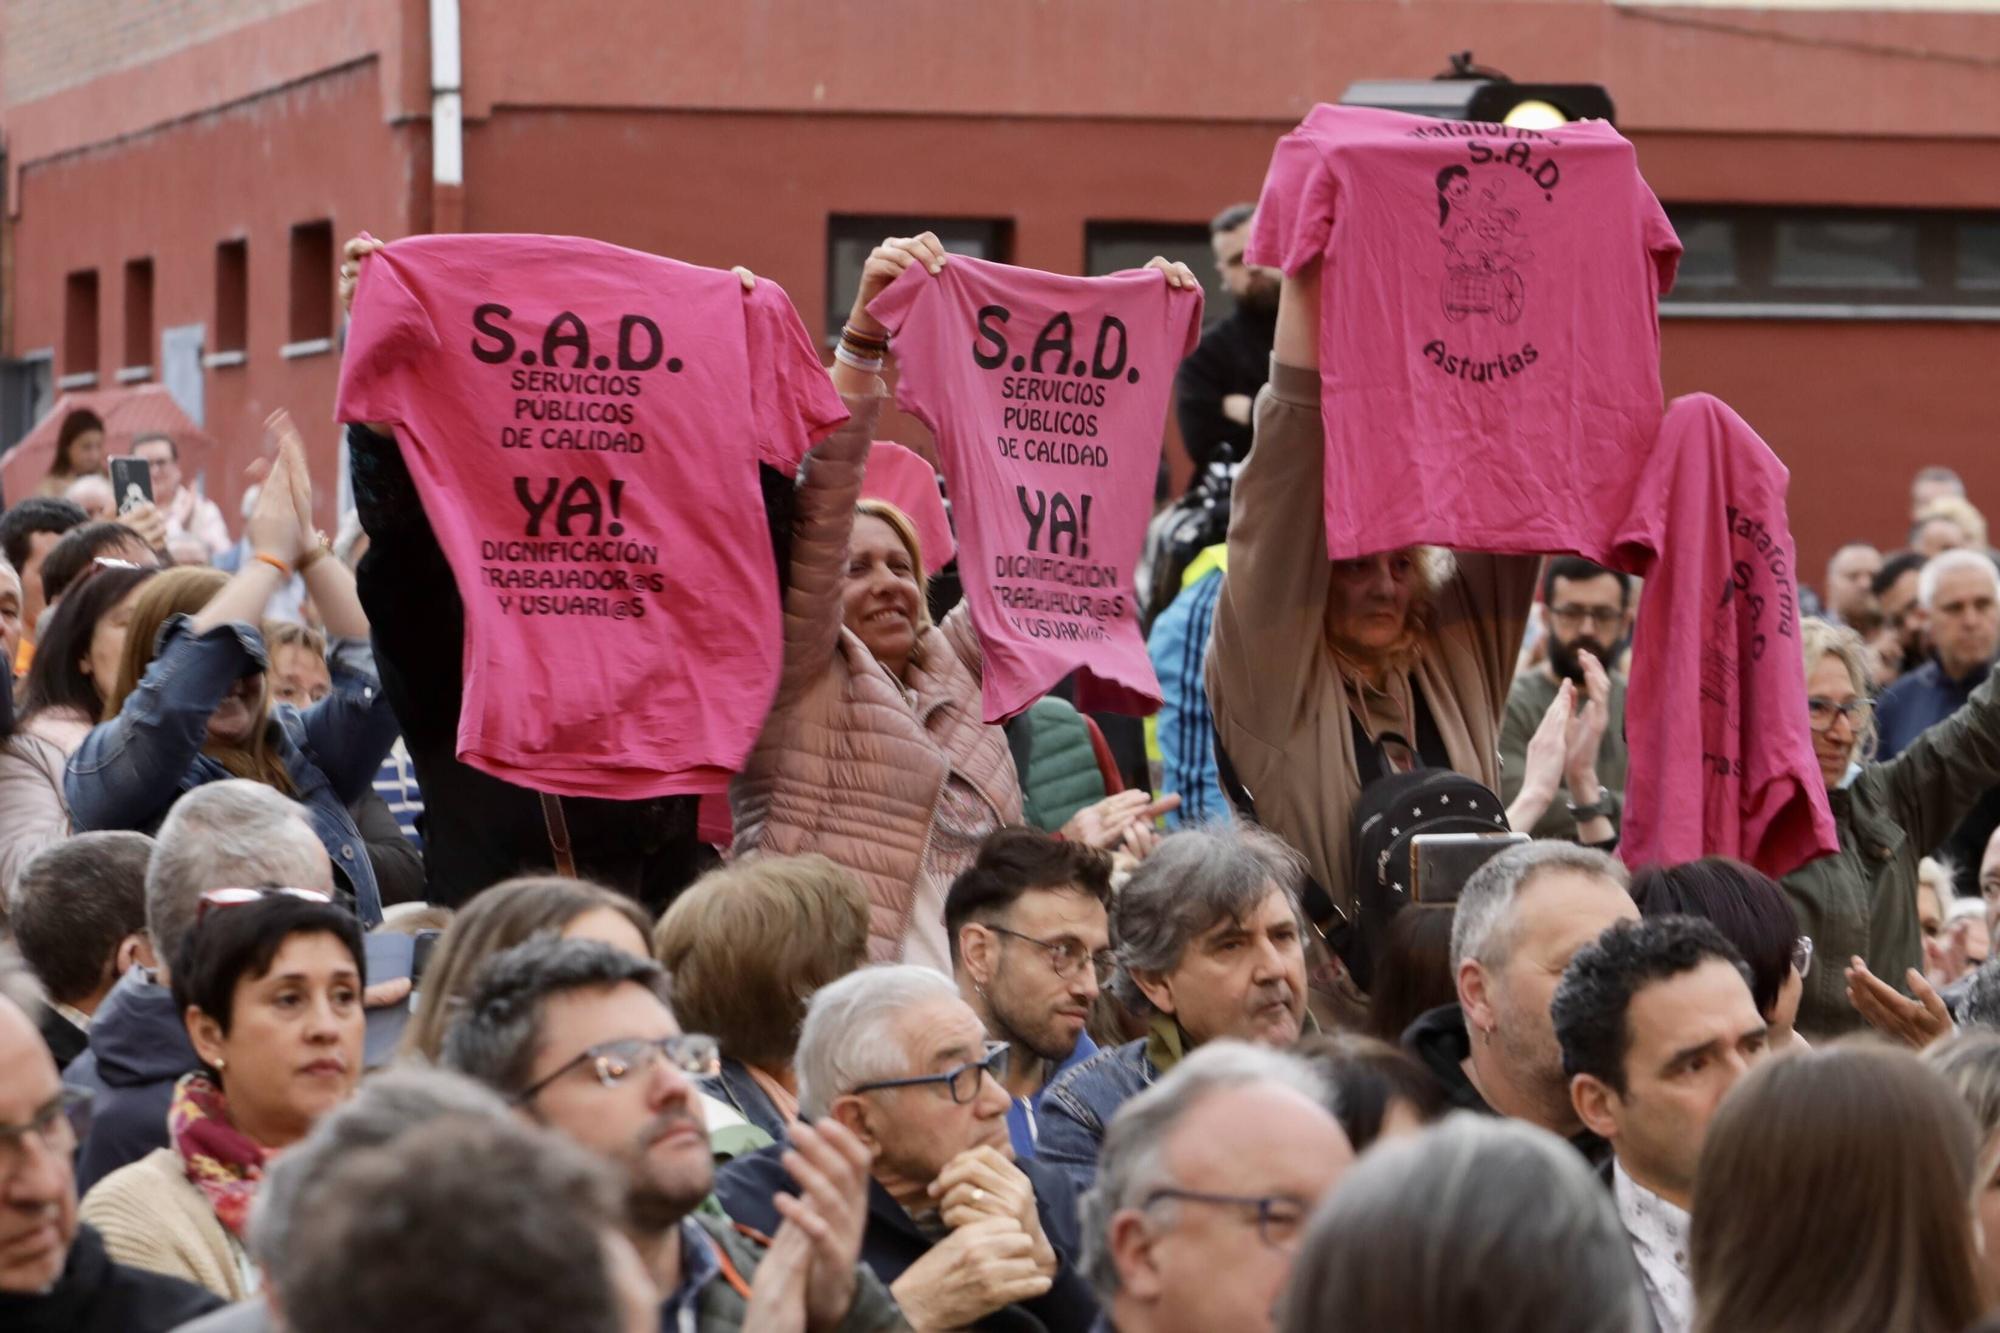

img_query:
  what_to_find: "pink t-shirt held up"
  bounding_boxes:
[336,233,846,800]
[861,439,955,576]
[1614,393,1838,879]
[869,254,1202,723]
[1249,103,1682,562]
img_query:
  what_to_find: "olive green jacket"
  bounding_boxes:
[1781,669,2000,1039]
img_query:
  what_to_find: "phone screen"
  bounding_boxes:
[1410,833,1530,904]
[108,456,154,513]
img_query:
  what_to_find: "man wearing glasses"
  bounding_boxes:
[1498,557,1632,845]
[1552,917,1771,1333]
[0,951,223,1331]
[943,828,1115,1160]
[443,937,906,1333]
[718,965,1099,1332]
[1078,1042,1350,1333]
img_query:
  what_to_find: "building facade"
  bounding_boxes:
[3,0,1996,573]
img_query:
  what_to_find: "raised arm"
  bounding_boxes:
[1878,667,2000,853]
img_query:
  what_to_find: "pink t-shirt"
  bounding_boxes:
[868,255,1202,723]
[336,233,847,799]
[1613,393,1838,878]
[1248,104,1682,561]
[861,440,955,576]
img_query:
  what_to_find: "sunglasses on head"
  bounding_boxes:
[196,886,332,924]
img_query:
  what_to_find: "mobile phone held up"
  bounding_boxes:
[1410,832,1531,905]
[108,456,154,514]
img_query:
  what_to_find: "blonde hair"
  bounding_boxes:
[853,498,933,638]
[1799,616,1877,765]
[1916,496,1990,551]
[106,567,292,794]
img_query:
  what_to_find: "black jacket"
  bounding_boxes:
[64,968,198,1194]
[36,1006,87,1071]
[0,1224,221,1333]
[1172,304,1276,474]
[1403,1002,1612,1168]
[716,1142,1098,1333]
[345,423,719,911]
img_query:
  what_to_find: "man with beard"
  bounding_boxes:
[1173,203,1280,473]
[1403,841,1639,1167]
[1870,549,1929,685]
[1500,558,1631,844]
[1037,826,1310,1192]
[944,829,1115,1159]
[443,938,907,1332]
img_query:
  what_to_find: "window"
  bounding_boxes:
[1085,222,1224,315]
[121,258,155,379]
[214,239,248,362]
[62,270,99,386]
[825,217,1011,341]
[1661,207,1997,315]
[286,220,334,353]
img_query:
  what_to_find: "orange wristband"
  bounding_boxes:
[253,552,293,579]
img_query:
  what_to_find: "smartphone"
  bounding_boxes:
[410,929,440,986]
[108,456,154,513]
[1410,832,1531,905]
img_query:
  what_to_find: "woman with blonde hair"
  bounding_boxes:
[1782,616,2000,1038]
[65,414,400,924]
[731,233,1182,968]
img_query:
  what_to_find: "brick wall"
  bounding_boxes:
[2,0,320,105]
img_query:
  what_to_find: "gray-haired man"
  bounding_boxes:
[1402,840,1637,1163]
[1036,826,1310,1191]
[1079,1042,1349,1333]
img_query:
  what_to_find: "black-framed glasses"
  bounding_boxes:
[196,886,332,924]
[1547,605,1623,632]
[513,1033,721,1106]
[850,1041,1009,1104]
[1807,697,1872,734]
[0,1088,90,1181]
[1792,936,1814,978]
[986,926,1116,986]
[1142,1188,1311,1249]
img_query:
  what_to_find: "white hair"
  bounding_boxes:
[1080,1042,1330,1300]
[1450,841,1629,971]
[795,965,962,1121]
[147,780,332,975]
[1919,549,2000,611]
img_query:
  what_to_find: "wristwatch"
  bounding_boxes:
[1566,793,1616,822]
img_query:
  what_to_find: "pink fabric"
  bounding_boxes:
[1614,394,1838,879]
[336,234,847,798]
[868,254,1201,723]
[1248,104,1682,561]
[861,440,955,575]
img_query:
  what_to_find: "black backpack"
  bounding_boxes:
[1346,769,1511,991]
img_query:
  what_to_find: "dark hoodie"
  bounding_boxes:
[62,967,199,1194]
[1402,1002,1612,1167]
[0,1223,220,1333]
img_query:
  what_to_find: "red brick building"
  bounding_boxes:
[3,0,1997,575]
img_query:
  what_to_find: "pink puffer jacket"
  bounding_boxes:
[729,393,1022,960]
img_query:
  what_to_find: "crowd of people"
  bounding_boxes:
[0,196,1997,1333]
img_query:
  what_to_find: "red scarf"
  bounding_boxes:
[168,1072,268,1240]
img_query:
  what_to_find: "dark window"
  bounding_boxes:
[215,239,248,354]
[288,221,334,344]
[123,259,155,371]
[1661,207,1996,310]
[63,271,99,379]
[825,217,1011,341]
[1085,223,1223,316]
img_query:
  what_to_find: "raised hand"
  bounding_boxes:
[847,233,949,337]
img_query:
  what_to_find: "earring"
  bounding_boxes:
[214,1057,226,1070]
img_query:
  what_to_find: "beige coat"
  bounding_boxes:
[1206,360,1538,921]
[730,393,1022,960]
[78,1146,253,1302]
[0,707,91,896]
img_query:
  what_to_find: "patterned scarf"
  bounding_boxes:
[169,1072,268,1240]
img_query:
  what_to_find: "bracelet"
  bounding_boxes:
[253,551,294,579]
[297,541,333,573]
[833,343,885,374]
[840,323,889,352]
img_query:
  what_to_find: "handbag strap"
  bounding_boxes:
[539,792,577,879]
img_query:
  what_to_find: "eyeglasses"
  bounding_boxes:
[985,926,1117,987]
[1807,697,1873,734]
[513,1033,721,1105]
[196,886,332,924]
[1142,1188,1311,1250]
[0,1088,89,1182]
[1792,935,1814,978]
[850,1041,1009,1104]
[1547,605,1624,632]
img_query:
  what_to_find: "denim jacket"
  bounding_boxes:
[1036,1033,1164,1195]
[65,616,399,924]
